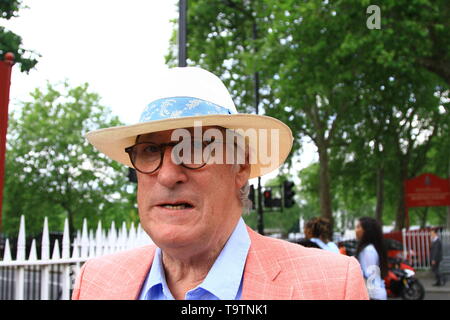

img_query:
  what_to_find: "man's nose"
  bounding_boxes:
[156,147,188,188]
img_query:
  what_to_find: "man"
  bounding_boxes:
[72,67,368,300]
[430,229,446,286]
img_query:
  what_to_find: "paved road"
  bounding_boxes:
[414,270,449,300]
[423,292,450,300]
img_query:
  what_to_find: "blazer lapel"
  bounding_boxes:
[241,227,294,300]
[98,245,156,300]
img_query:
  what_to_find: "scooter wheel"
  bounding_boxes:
[401,278,425,300]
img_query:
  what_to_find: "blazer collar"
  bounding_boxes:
[102,245,156,300]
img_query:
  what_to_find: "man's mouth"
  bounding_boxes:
[157,202,194,210]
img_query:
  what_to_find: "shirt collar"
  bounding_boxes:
[310,237,325,248]
[140,217,250,300]
[144,247,174,299]
[198,217,250,300]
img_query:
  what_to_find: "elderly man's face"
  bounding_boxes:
[135,128,250,254]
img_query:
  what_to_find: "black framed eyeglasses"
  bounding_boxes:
[124,140,214,174]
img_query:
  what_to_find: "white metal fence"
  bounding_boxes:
[290,228,450,271]
[0,215,153,300]
[402,229,450,270]
[2,216,449,300]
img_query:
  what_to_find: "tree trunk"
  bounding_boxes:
[395,194,406,231]
[419,207,429,229]
[395,161,408,230]
[447,206,450,230]
[375,165,384,224]
[317,146,333,229]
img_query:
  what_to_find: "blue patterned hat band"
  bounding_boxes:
[139,96,237,123]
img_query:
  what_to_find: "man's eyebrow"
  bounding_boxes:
[135,134,159,143]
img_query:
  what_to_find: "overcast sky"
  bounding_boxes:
[4,0,179,125]
[3,0,317,185]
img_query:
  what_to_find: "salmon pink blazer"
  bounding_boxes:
[72,227,369,300]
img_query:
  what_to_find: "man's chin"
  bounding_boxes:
[149,225,202,248]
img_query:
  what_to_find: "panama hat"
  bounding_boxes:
[86,67,293,178]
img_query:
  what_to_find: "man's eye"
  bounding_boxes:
[144,145,160,153]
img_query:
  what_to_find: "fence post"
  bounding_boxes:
[15,215,26,300]
[61,218,71,300]
[402,228,406,261]
[127,223,137,250]
[3,238,12,261]
[95,220,103,257]
[88,229,95,258]
[52,240,60,259]
[109,221,117,253]
[41,217,50,300]
[419,231,425,269]
[80,218,89,259]
[424,230,431,268]
[28,239,38,299]
[119,222,127,252]
[29,239,37,260]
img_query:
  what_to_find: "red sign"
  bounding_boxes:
[405,173,450,208]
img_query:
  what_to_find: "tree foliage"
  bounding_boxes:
[166,0,450,231]
[0,0,40,72]
[3,82,138,236]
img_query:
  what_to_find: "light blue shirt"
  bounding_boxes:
[310,238,340,254]
[358,244,387,300]
[138,217,251,300]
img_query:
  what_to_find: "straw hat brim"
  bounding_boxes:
[86,113,293,179]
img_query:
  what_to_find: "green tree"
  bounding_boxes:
[0,0,40,72]
[260,0,450,230]
[3,82,138,237]
[167,0,450,230]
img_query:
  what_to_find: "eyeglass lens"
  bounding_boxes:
[129,140,213,173]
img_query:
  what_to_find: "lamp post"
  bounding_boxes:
[0,52,14,231]
[252,21,265,235]
[179,0,187,67]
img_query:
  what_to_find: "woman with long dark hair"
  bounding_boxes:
[355,217,388,300]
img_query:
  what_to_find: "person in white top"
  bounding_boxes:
[355,217,388,300]
[304,217,340,254]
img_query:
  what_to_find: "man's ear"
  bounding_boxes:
[235,163,251,189]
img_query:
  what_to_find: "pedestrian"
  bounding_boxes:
[430,229,446,286]
[355,217,388,300]
[303,217,340,254]
[72,67,368,300]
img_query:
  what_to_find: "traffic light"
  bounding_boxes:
[283,180,295,208]
[263,189,273,208]
[248,185,255,210]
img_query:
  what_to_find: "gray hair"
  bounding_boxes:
[228,129,252,215]
[239,181,252,215]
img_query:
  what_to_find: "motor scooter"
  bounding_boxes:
[384,257,425,300]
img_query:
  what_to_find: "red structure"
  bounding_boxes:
[0,52,14,231]
[404,173,450,229]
